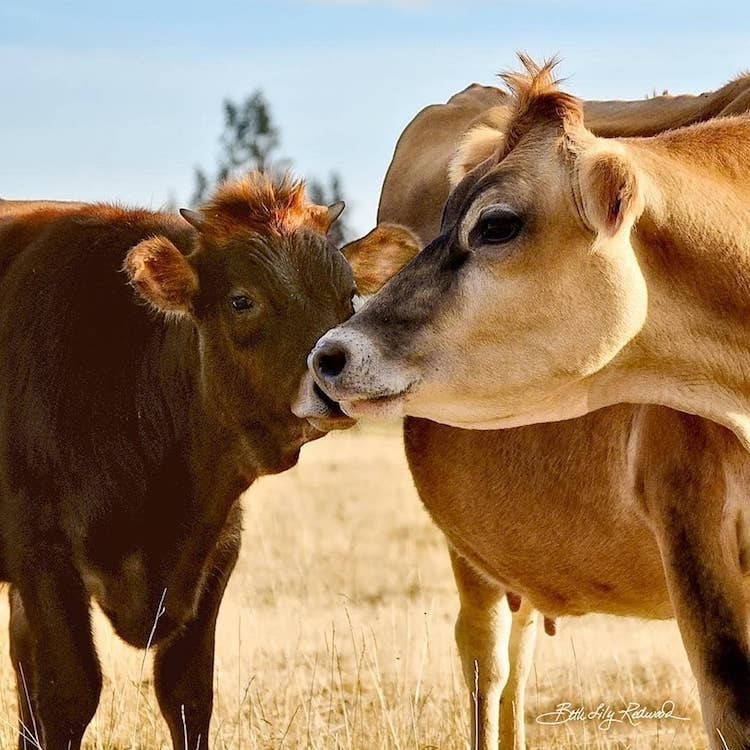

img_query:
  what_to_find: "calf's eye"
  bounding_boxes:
[230,294,254,312]
[475,205,524,246]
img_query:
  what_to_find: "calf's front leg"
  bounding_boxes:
[635,408,750,750]
[154,533,240,750]
[9,587,39,750]
[9,557,102,750]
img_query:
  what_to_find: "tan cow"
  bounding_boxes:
[322,69,750,749]
[341,224,673,749]
[307,59,750,749]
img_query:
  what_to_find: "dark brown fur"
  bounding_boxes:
[0,174,354,749]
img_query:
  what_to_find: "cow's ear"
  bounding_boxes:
[124,236,198,315]
[577,147,641,238]
[342,224,423,295]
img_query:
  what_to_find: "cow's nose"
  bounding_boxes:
[311,340,349,382]
[309,327,384,403]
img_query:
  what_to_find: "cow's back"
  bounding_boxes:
[377,84,506,243]
[0,199,87,219]
[584,73,750,136]
[380,76,750,246]
[0,202,87,280]
[0,205,194,519]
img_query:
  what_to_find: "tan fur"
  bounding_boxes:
[348,60,750,750]
[577,146,642,236]
[447,63,750,188]
[498,54,584,159]
[379,83,508,243]
[447,107,512,188]
[341,224,421,295]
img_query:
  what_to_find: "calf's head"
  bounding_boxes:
[125,173,355,474]
[308,57,649,429]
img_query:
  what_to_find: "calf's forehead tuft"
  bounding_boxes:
[199,173,321,238]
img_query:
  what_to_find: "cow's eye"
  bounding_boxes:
[474,205,523,245]
[230,294,254,312]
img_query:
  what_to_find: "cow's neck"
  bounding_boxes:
[591,129,750,448]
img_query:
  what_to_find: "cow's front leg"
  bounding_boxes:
[450,546,515,750]
[10,561,102,750]
[500,598,538,749]
[154,533,240,750]
[636,407,750,750]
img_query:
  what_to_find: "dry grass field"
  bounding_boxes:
[0,425,708,749]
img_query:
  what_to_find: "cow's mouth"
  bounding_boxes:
[292,373,357,431]
[338,386,412,421]
[307,384,357,431]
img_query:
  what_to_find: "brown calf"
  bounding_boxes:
[0,174,353,749]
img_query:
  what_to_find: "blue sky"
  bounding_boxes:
[2,0,749,236]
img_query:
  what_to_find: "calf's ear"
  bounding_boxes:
[305,201,346,236]
[124,236,198,315]
[577,146,641,239]
[342,223,423,295]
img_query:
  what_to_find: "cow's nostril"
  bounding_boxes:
[314,344,348,380]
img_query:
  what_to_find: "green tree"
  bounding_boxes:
[191,90,284,205]
[191,90,351,244]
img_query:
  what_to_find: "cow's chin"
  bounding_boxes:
[270,445,303,475]
[248,422,319,478]
[339,392,407,421]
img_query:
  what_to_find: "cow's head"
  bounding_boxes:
[291,223,422,426]
[125,173,355,475]
[307,57,648,429]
